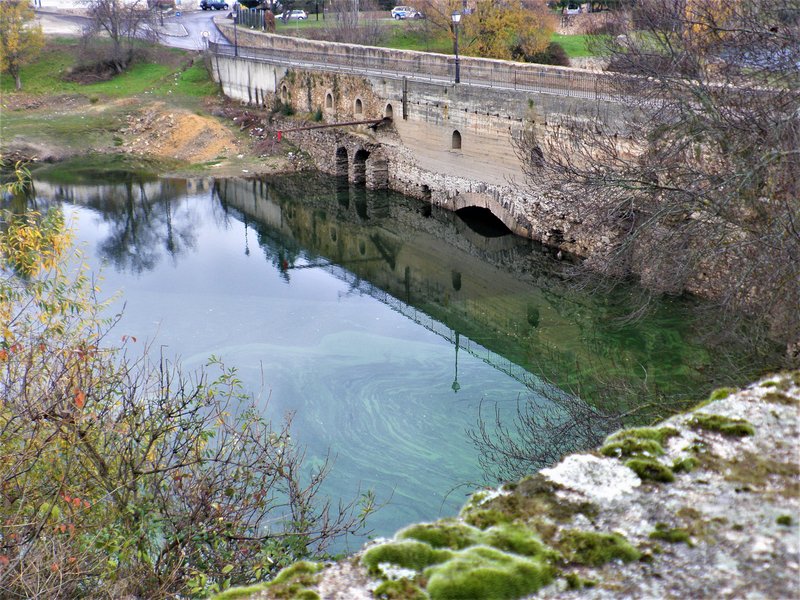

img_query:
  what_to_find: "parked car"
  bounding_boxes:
[277,9,308,20]
[200,0,229,9]
[391,6,423,19]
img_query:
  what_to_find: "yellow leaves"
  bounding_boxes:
[462,0,555,61]
[0,0,44,88]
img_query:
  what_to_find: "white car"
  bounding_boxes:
[391,6,422,19]
[278,9,308,20]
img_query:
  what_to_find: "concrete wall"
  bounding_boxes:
[212,54,288,104]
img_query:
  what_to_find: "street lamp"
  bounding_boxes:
[233,8,239,57]
[451,11,461,84]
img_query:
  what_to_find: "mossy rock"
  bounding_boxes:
[399,520,481,550]
[689,413,755,437]
[565,572,596,589]
[481,523,558,561]
[362,541,454,573]
[605,426,679,446]
[557,529,641,566]
[211,584,269,600]
[777,515,793,526]
[374,578,429,599]
[463,508,512,530]
[424,546,556,600]
[625,458,675,483]
[762,391,797,405]
[268,561,323,599]
[463,474,597,531]
[600,437,665,458]
[672,457,699,473]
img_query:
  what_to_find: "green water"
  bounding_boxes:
[30,168,776,551]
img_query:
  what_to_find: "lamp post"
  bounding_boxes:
[451,11,461,84]
[233,8,239,57]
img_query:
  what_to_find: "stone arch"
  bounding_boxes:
[385,103,394,119]
[354,97,363,115]
[325,92,334,110]
[452,130,462,150]
[353,148,369,185]
[450,192,520,237]
[335,146,349,178]
[280,83,289,103]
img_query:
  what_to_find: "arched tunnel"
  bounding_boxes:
[455,206,512,238]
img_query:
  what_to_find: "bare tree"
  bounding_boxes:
[82,0,159,73]
[312,0,387,45]
[468,364,675,484]
[515,0,800,362]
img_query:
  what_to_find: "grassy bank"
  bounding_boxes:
[0,38,217,99]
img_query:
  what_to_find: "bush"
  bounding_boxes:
[516,42,571,67]
[0,201,373,598]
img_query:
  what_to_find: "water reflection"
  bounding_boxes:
[30,170,776,547]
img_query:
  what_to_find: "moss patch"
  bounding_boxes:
[689,413,755,437]
[605,426,679,446]
[362,541,454,574]
[557,530,641,566]
[625,458,676,483]
[649,523,693,546]
[463,509,513,530]
[373,578,428,599]
[776,515,793,526]
[268,561,323,599]
[482,523,558,561]
[600,437,665,458]
[565,572,597,589]
[463,474,597,533]
[762,391,797,406]
[399,521,481,550]
[424,546,556,600]
[211,583,269,600]
[672,457,699,473]
[717,451,800,497]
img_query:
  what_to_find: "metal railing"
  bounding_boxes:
[209,40,619,101]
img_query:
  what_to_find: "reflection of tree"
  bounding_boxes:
[213,179,305,283]
[88,180,197,274]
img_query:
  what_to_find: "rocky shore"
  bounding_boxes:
[217,372,799,599]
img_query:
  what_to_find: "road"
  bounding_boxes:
[35,5,231,52]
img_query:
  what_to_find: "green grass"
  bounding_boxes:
[551,33,594,58]
[0,38,214,99]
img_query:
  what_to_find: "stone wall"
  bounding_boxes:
[209,28,635,257]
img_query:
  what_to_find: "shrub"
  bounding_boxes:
[0,203,373,598]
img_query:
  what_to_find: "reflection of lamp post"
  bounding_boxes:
[451,11,461,84]
[451,332,460,393]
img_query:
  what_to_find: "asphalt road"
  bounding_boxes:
[35,7,230,51]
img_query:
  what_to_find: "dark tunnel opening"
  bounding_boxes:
[455,206,512,238]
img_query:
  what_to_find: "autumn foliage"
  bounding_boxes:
[0,0,44,90]
[0,183,373,597]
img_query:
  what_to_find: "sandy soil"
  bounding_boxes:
[1,93,307,178]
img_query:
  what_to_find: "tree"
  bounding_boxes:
[82,0,159,73]
[0,190,374,596]
[417,0,555,60]
[514,0,800,361]
[0,0,44,91]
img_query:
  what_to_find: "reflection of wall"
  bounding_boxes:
[215,177,715,395]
